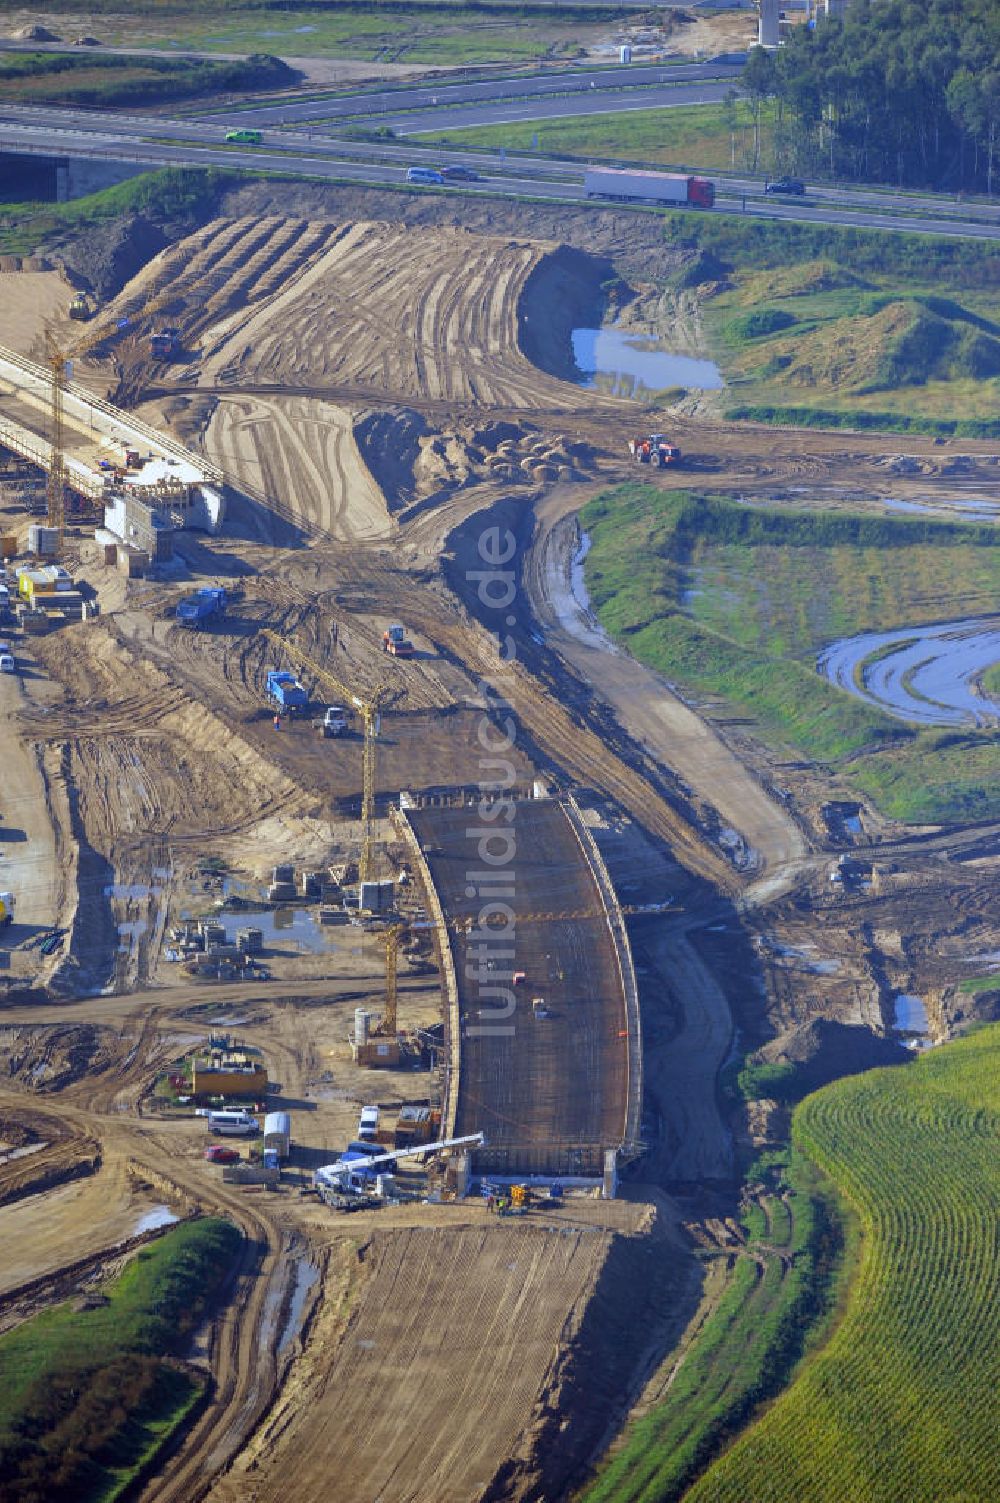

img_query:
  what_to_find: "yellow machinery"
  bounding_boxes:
[378,920,406,1038]
[260,629,388,883]
[368,901,655,1058]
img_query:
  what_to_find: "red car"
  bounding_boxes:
[204,1145,240,1164]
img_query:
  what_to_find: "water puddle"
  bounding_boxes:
[882,495,1000,523]
[557,531,621,653]
[133,1205,180,1236]
[571,327,723,396]
[817,615,1000,727]
[0,1141,46,1165]
[278,1260,320,1357]
[178,903,349,955]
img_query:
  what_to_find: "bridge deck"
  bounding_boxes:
[410,799,628,1178]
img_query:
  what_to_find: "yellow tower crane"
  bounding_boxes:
[379,920,406,1038]
[259,629,388,883]
[367,898,674,1056]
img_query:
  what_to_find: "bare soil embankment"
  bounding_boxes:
[207,1209,687,1503]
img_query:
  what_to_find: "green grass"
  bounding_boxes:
[979,661,1000,700]
[0,1217,240,1502]
[849,733,1000,823]
[661,219,1000,430]
[958,973,1000,994]
[0,167,236,256]
[582,1149,850,1503]
[0,50,296,107]
[665,218,1000,287]
[580,487,1000,821]
[39,3,616,65]
[684,1025,1000,1503]
[430,99,774,172]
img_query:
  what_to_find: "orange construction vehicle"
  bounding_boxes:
[629,434,682,468]
[382,623,414,658]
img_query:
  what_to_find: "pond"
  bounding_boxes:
[817,615,1000,727]
[133,1205,179,1236]
[892,993,929,1034]
[571,327,723,397]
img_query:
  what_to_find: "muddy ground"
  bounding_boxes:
[2,179,1000,1503]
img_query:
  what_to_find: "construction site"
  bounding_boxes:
[2,178,1000,1503]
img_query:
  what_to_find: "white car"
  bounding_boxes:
[0,652,15,674]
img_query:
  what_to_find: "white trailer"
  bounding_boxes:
[583,166,715,208]
[263,1110,291,1159]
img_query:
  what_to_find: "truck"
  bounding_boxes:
[263,1110,291,1159]
[69,292,93,321]
[629,434,682,468]
[382,623,414,658]
[150,327,179,358]
[584,167,715,209]
[0,890,14,927]
[266,669,309,713]
[176,586,227,628]
[317,704,348,738]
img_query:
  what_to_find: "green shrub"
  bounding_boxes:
[725,307,797,342]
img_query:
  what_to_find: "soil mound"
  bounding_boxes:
[353,407,430,511]
[184,219,604,408]
[518,243,612,383]
[754,1018,909,1094]
[14,24,60,40]
[57,214,168,301]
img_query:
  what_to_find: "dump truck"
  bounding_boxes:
[382,623,414,658]
[584,167,715,208]
[0,890,14,927]
[176,586,227,627]
[629,434,682,468]
[150,327,179,358]
[266,669,308,713]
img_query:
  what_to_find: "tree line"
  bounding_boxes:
[742,0,1000,193]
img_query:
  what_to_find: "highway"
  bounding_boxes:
[368,80,738,135]
[1,96,999,243]
[213,60,746,128]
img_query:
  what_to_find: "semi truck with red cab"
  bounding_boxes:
[584,167,715,208]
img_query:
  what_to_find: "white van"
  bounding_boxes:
[0,652,15,675]
[207,1109,259,1137]
[406,166,444,185]
[358,1105,380,1141]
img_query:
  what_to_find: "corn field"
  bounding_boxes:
[685,1025,1000,1502]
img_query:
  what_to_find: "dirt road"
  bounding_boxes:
[0,672,69,968]
[524,490,810,889]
